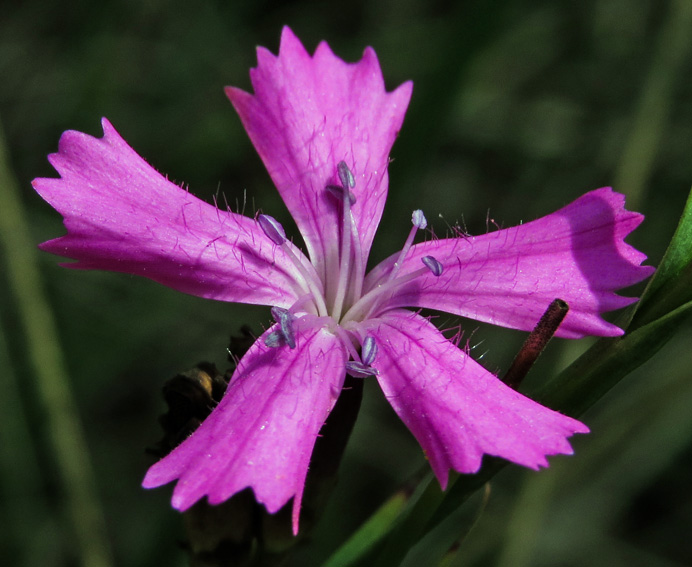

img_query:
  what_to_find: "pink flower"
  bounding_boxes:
[33,27,654,534]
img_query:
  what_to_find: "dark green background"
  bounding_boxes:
[1,0,691,565]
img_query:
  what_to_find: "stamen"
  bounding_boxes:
[342,262,439,324]
[421,255,443,276]
[331,162,356,322]
[340,210,437,323]
[385,210,428,286]
[256,215,328,317]
[258,214,286,245]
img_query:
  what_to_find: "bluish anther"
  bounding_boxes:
[258,214,287,245]
[271,306,296,349]
[337,161,356,189]
[361,335,377,366]
[264,330,286,348]
[422,255,443,276]
[264,307,296,349]
[345,335,378,377]
[345,361,378,378]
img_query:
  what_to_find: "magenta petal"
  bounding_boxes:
[367,188,655,338]
[361,310,588,486]
[226,27,413,279]
[142,322,347,534]
[33,119,316,307]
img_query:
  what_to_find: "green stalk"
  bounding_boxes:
[0,118,114,567]
[614,0,692,209]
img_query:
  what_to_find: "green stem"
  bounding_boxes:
[0,325,56,557]
[613,0,692,209]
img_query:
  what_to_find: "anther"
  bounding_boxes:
[421,255,443,276]
[361,335,377,366]
[412,209,427,230]
[270,306,288,322]
[337,161,356,189]
[258,214,286,245]
[345,361,378,378]
[271,307,296,349]
[264,330,286,348]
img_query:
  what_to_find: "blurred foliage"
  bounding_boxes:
[1,0,692,566]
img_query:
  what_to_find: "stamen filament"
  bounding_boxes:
[385,210,427,285]
[347,209,365,307]
[258,213,328,315]
[330,190,352,321]
[279,243,328,317]
[332,324,362,361]
[341,264,433,323]
[387,224,418,284]
[290,293,320,314]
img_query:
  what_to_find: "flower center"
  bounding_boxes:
[257,162,443,360]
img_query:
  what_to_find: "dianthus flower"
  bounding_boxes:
[33,27,654,534]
